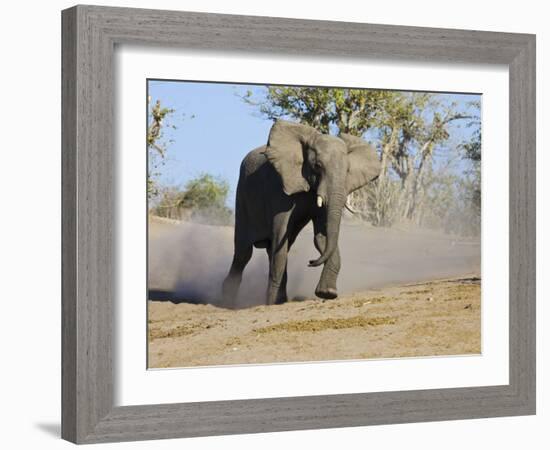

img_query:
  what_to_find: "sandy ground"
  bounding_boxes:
[148,277,480,368]
[147,216,481,368]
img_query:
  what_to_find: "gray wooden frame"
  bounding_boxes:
[61,4,536,444]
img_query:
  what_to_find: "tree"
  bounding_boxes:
[153,174,233,225]
[457,103,482,234]
[461,102,481,163]
[243,87,394,135]
[147,98,175,198]
[243,87,475,228]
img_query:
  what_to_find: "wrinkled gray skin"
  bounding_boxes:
[222,119,381,306]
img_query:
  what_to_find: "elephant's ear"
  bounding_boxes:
[263,120,318,195]
[340,133,381,194]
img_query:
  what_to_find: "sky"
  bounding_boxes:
[148,80,480,206]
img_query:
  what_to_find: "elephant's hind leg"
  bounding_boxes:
[222,243,253,308]
[266,245,288,305]
[266,217,291,306]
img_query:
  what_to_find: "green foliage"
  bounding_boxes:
[461,102,482,162]
[153,174,233,226]
[243,87,394,135]
[177,174,229,209]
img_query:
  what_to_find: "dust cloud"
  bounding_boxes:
[148,216,480,309]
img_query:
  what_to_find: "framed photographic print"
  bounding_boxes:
[61,5,536,444]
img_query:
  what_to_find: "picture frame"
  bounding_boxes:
[61,4,536,444]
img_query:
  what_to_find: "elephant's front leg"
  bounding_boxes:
[313,217,341,299]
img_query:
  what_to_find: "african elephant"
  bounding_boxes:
[222,119,381,306]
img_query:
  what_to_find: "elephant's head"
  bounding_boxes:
[264,119,381,267]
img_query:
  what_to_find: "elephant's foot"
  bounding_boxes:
[266,284,288,305]
[266,292,288,305]
[222,277,240,308]
[274,293,288,305]
[316,264,339,300]
[315,285,338,300]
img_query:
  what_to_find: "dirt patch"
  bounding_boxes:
[352,296,387,307]
[149,325,197,341]
[254,315,396,333]
[148,276,480,368]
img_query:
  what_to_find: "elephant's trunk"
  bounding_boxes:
[308,192,345,267]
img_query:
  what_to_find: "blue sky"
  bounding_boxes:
[148,80,480,206]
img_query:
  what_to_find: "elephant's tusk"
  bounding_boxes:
[317,195,323,208]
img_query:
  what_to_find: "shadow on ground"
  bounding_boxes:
[35,423,60,438]
[148,289,201,304]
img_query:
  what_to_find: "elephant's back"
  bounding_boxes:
[240,145,269,177]
[238,145,280,195]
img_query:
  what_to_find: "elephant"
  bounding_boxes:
[222,119,381,306]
